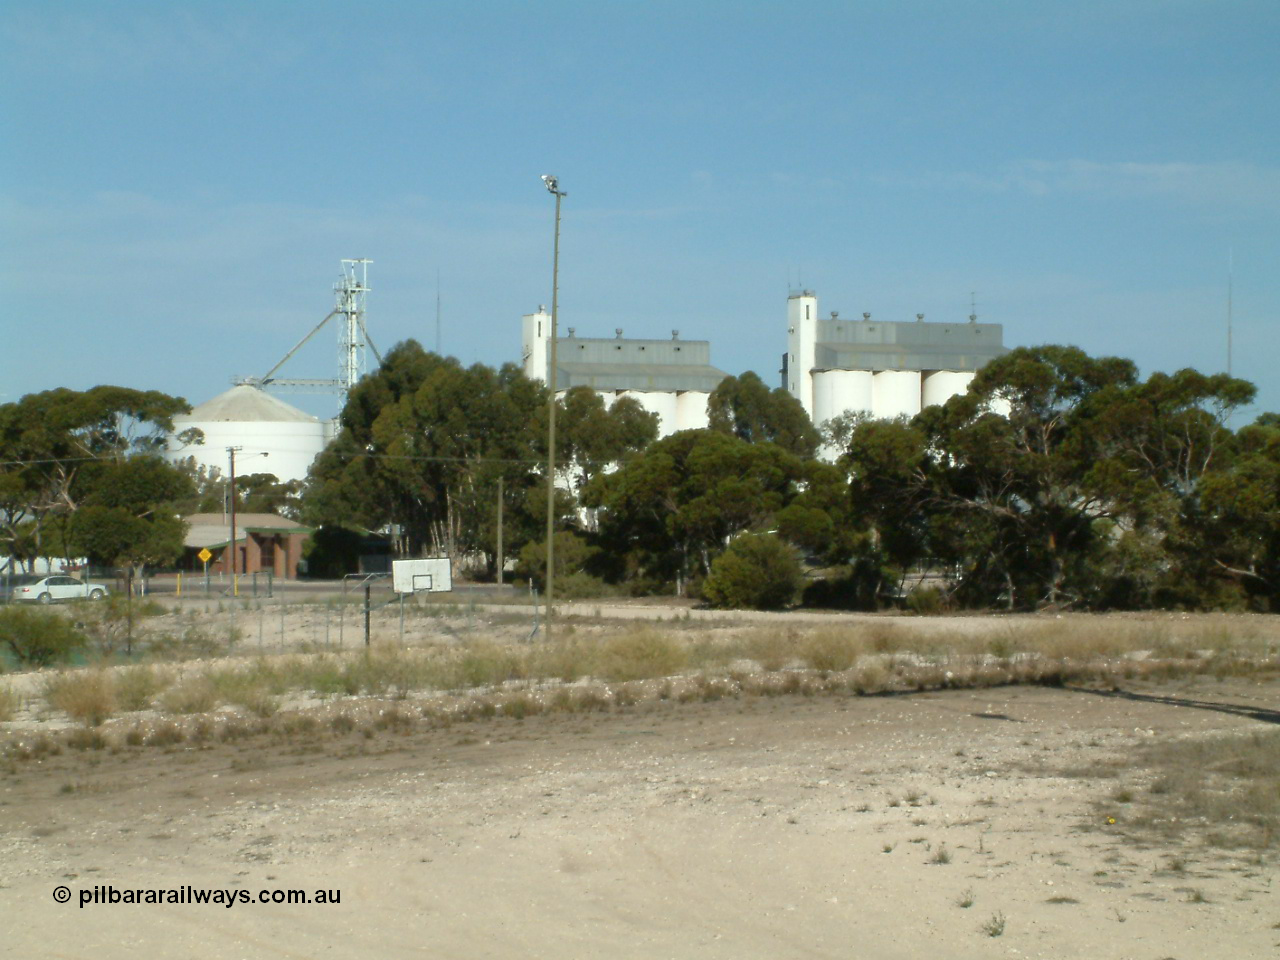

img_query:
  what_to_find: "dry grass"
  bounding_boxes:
[0,685,19,722]
[1071,729,1280,857]
[114,665,170,711]
[799,629,865,672]
[158,676,220,714]
[594,628,688,682]
[5,615,1278,762]
[1122,731,1280,852]
[43,670,116,726]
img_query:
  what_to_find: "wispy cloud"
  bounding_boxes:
[6,9,303,78]
[874,160,1280,213]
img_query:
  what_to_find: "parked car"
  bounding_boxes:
[4,575,110,604]
[0,574,46,603]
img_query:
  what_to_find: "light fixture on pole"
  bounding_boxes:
[541,174,565,641]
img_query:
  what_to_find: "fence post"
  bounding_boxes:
[364,584,372,648]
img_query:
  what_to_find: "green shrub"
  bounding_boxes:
[0,606,87,666]
[702,534,802,610]
[905,586,947,615]
[556,571,619,600]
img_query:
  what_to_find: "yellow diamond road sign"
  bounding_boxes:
[197,548,213,564]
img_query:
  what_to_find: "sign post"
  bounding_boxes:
[198,547,212,595]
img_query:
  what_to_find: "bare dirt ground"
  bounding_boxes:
[2,667,1277,959]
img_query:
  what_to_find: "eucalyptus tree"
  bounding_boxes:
[582,429,806,594]
[306,342,551,569]
[0,386,196,570]
[708,371,820,459]
[556,386,658,493]
[911,345,1140,608]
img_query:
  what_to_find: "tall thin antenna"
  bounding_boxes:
[435,268,442,356]
[1226,248,1234,376]
[337,259,372,394]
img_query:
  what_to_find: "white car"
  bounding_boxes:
[7,575,110,604]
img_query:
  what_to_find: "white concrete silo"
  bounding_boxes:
[675,391,711,431]
[813,370,875,426]
[621,390,679,436]
[872,370,922,419]
[922,371,974,409]
[166,385,328,484]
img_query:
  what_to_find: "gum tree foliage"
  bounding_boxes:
[0,387,197,571]
[72,457,193,571]
[582,429,806,594]
[708,371,820,459]
[829,346,1264,611]
[304,342,655,577]
[556,386,658,492]
[305,342,549,571]
[1175,412,1279,609]
[826,417,934,607]
[173,462,304,520]
[911,345,1140,608]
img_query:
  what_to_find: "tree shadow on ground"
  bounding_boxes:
[1068,686,1280,726]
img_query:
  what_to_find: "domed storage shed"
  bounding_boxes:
[166,385,328,484]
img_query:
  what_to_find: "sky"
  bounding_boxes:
[3,0,1278,424]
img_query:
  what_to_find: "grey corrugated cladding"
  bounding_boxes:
[550,335,728,393]
[814,319,1008,372]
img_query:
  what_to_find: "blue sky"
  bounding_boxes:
[4,0,1278,423]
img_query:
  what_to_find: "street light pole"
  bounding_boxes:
[541,174,565,642]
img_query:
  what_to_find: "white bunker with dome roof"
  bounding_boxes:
[165,384,334,484]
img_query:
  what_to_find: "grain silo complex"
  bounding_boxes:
[784,290,1008,426]
[522,306,728,437]
[165,384,333,484]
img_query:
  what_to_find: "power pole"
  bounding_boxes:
[227,446,241,584]
[541,175,566,641]
[496,476,505,587]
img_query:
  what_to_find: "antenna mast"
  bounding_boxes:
[337,259,372,392]
[234,258,378,400]
[1226,248,1234,377]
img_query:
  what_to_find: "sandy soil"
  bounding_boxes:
[2,674,1277,959]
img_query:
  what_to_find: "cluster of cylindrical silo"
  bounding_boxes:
[811,369,976,423]
[598,389,711,435]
